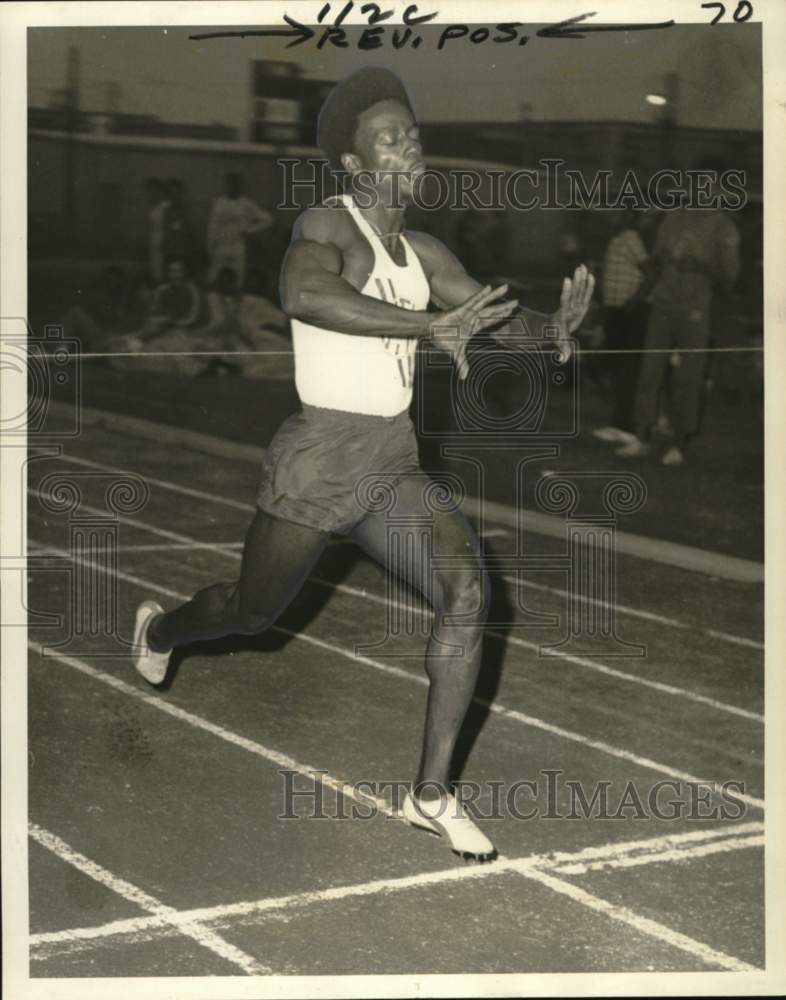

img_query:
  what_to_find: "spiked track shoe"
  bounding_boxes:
[401,791,498,863]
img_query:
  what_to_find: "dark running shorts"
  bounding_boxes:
[256,404,422,534]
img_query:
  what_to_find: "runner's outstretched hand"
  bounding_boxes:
[429,284,518,380]
[553,264,595,364]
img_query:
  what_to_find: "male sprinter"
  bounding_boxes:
[133,68,594,861]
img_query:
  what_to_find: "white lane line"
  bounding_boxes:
[27,639,394,821]
[28,824,268,975]
[515,865,759,972]
[48,451,764,651]
[504,575,691,630]
[311,576,763,725]
[27,547,765,812]
[54,451,253,512]
[475,694,764,811]
[28,634,763,973]
[504,575,765,653]
[498,634,764,724]
[30,824,763,970]
[460,494,764,586]
[547,819,764,863]
[30,542,244,556]
[706,628,764,651]
[31,488,213,549]
[43,405,765,584]
[27,493,763,725]
[552,833,765,875]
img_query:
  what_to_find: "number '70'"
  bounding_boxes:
[701,1,753,24]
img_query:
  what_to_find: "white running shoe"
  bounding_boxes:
[133,600,170,684]
[401,791,497,861]
[661,446,685,467]
[615,438,650,458]
[592,426,636,444]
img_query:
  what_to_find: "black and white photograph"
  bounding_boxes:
[2,0,785,995]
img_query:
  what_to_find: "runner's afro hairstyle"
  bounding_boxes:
[317,67,415,174]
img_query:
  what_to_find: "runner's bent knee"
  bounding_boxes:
[434,567,490,627]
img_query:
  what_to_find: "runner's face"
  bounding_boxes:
[351,100,424,204]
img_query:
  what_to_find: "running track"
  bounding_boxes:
[24,413,764,976]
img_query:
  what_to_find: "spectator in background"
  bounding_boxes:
[207,172,273,290]
[61,265,143,356]
[109,258,206,376]
[162,179,197,275]
[593,208,655,444]
[240,268,292,380]
[200,266,292,380]
[125,274,158,328]
[241,267,288,338]
[144,258,203,335]
[201,267,247,376]
[146,177,169,283]
[618,162,740,466]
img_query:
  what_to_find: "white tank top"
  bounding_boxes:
[291,194,431,417]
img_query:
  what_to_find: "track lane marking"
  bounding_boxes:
[515,865,759,972]
[28,824,269,974]
[30,542,244,555]
[310,577,764,724]
[28,491,764,724]
[551,832,765,874]
[30,824,763,971]
[705,628,764,650]
[27,638,394,820]
[54,450,253,511]
[27,551,765,813]
[49,450,764,650]
[28,635,763,973]
[504,576,764,653]
[41,406,765,584]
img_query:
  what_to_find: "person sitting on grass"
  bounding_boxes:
[238,268,293,381]
[61,265,142,358]
[200,266,247,377]
[108,259,207,376]
[142,257,203,336]
[197,266,293,380]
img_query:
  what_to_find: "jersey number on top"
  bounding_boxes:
[375,276,416,388]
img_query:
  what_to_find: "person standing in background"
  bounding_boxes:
[146,177,169,283]
[593,208,655,445]
[162,179,197,276]
[617,163,740,467]
[207,173,273,290]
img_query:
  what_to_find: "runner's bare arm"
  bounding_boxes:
[280,209,430,338]
[409,231,551,336]
[409,230,595,362]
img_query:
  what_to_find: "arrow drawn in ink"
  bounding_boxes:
[537,11,675,39]
[190,15,315,46]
